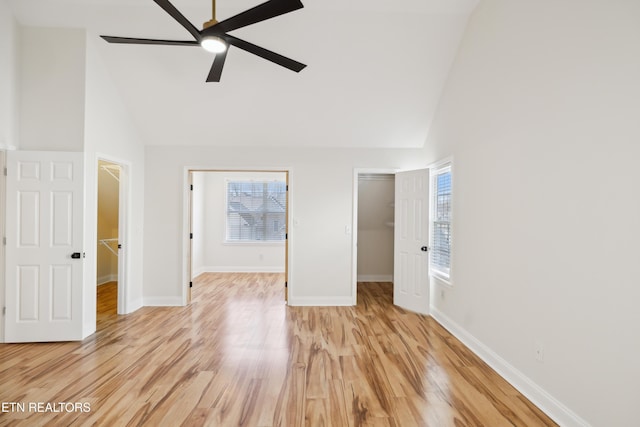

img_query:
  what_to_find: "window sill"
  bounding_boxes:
[224,241,285,247]
[431,274,452,288]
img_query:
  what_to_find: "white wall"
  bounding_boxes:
[425,1,640,426]
[143,147,426,306]
[19,27,86,151]
[192,171,286,275]
[0,0,19,149]
[357,175,394,281]
[83,34,146,334]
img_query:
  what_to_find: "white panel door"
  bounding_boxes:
[5,151,84,342]
[394,169,430,314]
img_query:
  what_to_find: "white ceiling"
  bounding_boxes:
[8,0,478,148]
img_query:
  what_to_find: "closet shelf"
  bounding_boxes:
[100,164,120,182]
[99,238,119,257]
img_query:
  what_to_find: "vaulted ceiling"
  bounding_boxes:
[8,0,478,148]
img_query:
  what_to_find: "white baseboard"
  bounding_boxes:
[97,274,118,286]
[194,266,285,274]
[288,296,354,306]
[429,307,590,427]
[357,274,393,282]
[192,266,206,278]
[143,297,183,307]
[127,298,144,314]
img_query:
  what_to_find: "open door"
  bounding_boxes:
[5,151,84,342]
[393,168,430,314]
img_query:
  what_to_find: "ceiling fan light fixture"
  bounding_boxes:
[200,36,227,53]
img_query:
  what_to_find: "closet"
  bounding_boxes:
[97,161,120,293]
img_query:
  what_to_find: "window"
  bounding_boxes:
[226,180,286,242]
[431,164,452,280]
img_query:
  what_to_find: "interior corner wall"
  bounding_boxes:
[143,146,426,306]
[425,1,640,426]
[84,34,146,335]
[19,26,86,151]
[0,0,19,150]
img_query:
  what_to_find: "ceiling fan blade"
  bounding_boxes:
[226,35,306,73]
[153,0,202,40]
[101,36,199,46]
[207,50,228,82]
[203,0,303,35]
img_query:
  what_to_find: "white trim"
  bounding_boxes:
[128,298,143,313]
[97,274,118,286]
[0,151,5,342]
[357,274,393,282]
[288,296,353,306]
[427,156,454,171]
[431,275,453,289]
[96,153,131,316]
[192,266,207,278]
[222,241,285,246]
[430,307,591,427]
[428,159,453,284]
[143,297,183,306]
[352,168,399,307]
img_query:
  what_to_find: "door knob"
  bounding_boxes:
[421,246,429,252]
[70,252,85,259]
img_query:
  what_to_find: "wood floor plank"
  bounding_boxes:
[0,275,558,426]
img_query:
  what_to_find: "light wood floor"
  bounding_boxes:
[0,273,557,426]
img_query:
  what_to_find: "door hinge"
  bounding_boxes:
[286,185,288,191]
[189,282,193,288]
[2,307,5,316]
[3,167,6,176]
[285,281,288,288]
[190,184,193,191]
[2,236,5,246]
[285,233,288,239]
[190,233,193,239]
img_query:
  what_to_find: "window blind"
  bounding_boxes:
[431,168,451,277]
[226,181,286,242]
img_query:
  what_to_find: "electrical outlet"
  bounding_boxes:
[534,341,544,363]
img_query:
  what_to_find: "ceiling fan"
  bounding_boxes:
[100,0,306,82]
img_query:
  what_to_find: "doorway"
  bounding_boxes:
[96,159,128,322]
[186,170,290,303]
[352,170,396,304]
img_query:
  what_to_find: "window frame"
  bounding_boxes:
[429,160,453,284]
[224,178,287,245]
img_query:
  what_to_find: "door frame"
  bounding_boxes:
[351,168,398,305]
[95,155,130,315]
[0,151,5,342]
[182,166,292,305]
